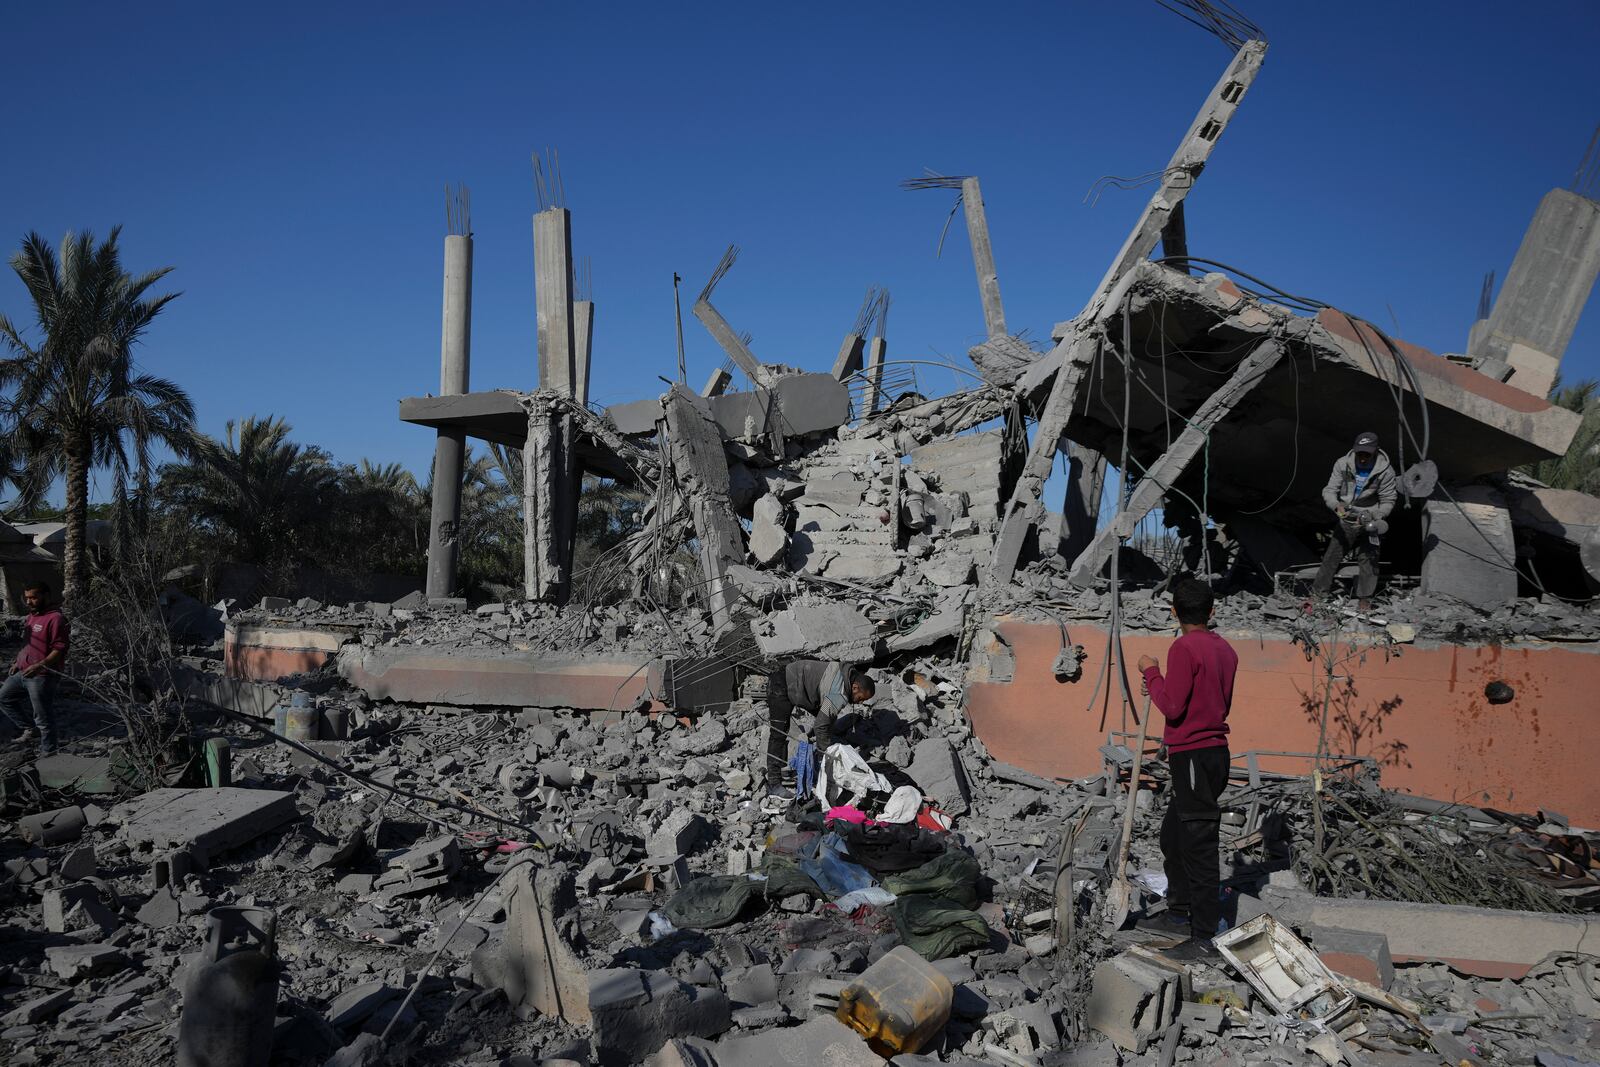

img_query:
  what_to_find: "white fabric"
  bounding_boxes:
[876,784,924,824]
[815,743,890,809]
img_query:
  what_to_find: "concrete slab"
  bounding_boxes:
[1257,888,1600,979]
[339,646,658,711]
[224,621,351,681]
[112,787,297,857]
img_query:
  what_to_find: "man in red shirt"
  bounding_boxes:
[1137,577,1237,961]
[2,581,71,756]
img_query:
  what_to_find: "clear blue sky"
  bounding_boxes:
[5,2,1599,502]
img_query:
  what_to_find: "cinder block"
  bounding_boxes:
[1306,925,1395,990]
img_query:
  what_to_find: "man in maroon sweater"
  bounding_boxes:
[1137,577,1237,960]
[2,581,70,756]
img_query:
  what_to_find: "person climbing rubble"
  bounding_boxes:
[764,659,874,798]
[1310,430,1397,611]
[1136,577,1237,962]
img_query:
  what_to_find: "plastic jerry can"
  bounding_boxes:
[836,945,953,1056]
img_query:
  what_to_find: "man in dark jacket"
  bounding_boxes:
[1311,431,1398,610]
[766,660,874,794]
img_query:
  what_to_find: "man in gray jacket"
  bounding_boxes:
[1311,431,1398,609]
[766,660,874,795]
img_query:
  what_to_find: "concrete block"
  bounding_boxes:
[1085,950,1187,1053]
[907,738,971,816]
[648,809,708,858]
[1305,924,1395,990]
[921,551,974,588]
[113,788,296,857]
[1422,488,1518,611]
[45,943,126,980]
[588,968,731,1067]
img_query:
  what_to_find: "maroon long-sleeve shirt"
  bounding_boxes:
[1141,628,1237,754]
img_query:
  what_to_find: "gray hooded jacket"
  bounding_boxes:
[1321,449,1397,520]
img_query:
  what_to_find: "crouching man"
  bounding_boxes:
[765,660,874,797]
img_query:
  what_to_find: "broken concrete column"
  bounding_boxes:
[862,336,886,416]
[522,398,574,604]
[471,862,590,1022]
[426,228,472,600]
[832,333,865,380]
[535,207,577,396]
[664,385,745,629]
[1469,188,1600,397]
[1421,486,1519,610]
[961,176,1006,339]
[1068,337,1285,587]
[700,366,731,398]
[1083,38,1267,315]
[573,298,594,406]
[1060,441,1106,564]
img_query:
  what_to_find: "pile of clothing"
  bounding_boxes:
[668,742,990,961]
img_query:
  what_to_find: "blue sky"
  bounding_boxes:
[4,2,1599,503]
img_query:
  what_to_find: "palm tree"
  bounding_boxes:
[1530,376,1600,497]
[0,228,196,608]
[155,416,341,569]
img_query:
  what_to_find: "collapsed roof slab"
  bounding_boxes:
[606,372,851,439]
[1046,266,1582,532]
[399,390,637,483]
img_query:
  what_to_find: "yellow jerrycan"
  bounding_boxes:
[836,945,954,1056]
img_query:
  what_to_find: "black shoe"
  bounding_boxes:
[1137,911,1191,936]
[1163,937,1221,963]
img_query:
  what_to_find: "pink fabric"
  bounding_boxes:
[825,805,869,825]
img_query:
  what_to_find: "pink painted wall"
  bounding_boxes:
[965,618,1600,825]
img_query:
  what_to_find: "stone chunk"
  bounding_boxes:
[907,738,971,816]
[58,845,98,881]
[588,968,731,1066]
[749,494,789,567]
[648,809,708,859]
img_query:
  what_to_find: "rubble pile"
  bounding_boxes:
[4,598,1600,1067]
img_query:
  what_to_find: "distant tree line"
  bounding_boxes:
[0,227,642,611]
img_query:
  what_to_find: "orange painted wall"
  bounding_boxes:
[964,618,1600,825]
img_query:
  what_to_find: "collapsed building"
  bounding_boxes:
[7,21,1600,1067]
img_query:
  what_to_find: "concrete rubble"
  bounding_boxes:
[8,19,1600,1067]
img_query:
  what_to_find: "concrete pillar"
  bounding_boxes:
[862,337,886,416]
[961,176,1006,339]
[1084,40,1266,315]
[534,208,576,395]
[1469,188,1600,397]
[831,334,865,380]
[426,233,472,600]
[572,299,594,406]
[1061,441,1106,563]
[700,367,731,397]
[664,386,743,630]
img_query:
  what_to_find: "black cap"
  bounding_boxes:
[1353,431,1378,452]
